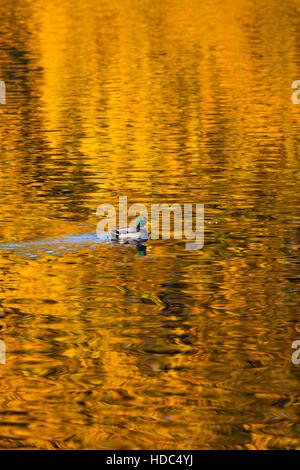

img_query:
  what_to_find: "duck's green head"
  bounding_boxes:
[136,216,147,230]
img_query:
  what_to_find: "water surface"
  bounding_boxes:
[0,0,300,450]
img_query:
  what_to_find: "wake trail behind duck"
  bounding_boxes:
[0,233,111,258]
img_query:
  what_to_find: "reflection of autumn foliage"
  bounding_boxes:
[0,0,299,450]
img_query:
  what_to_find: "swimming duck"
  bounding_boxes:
[110,216,149,243]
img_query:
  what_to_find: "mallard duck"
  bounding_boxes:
[110,216,149,243]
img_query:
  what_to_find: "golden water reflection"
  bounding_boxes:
[0,0,300,449]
